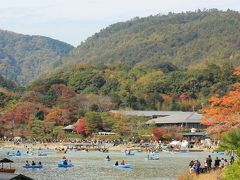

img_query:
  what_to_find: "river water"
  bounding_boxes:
[0,149,225,180]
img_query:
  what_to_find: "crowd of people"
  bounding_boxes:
[189,155,235,175]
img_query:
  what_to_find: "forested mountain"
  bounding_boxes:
[62,9,240,68]
[0,75,16,90]
[0,30,73,85]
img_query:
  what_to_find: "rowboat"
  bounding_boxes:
[23,165,43,169]
[58,164,74,168]
[114,164,132,169]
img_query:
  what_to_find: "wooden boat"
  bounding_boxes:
[0,168,16,173]
[0,158,15,173]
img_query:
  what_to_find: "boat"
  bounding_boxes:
[0,158,16,173]
[38,153,48,156]
[211,152,224,156]
[23,165,43,169]
[179,150,189,153]
[58,164,74,168]
[145,157,160,160]
[105,158,111,161]
[0,168,16,173]
[6,152,21,157]
[114,164,132,169]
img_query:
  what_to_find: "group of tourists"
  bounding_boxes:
[25,160,42,166]
[189,155,235,175]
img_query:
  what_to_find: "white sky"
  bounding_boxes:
[0,0,239,46]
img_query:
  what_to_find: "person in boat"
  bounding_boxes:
[26,161,30,166]
[120,160,125,165]
[115,161,119,166]
[68,160,72,165]
[62,156,66,159]
[38,162,42,166]
[17,150,21,154]
[106,155,111,160]
[128,150,131,155]
[32,161,36,166]
[63,159,68,165]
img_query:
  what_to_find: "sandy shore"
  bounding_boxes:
[0,141,213,152]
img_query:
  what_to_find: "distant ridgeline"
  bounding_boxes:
[1,9,240,86]
[62,9,240,69]
[0,30,73,85]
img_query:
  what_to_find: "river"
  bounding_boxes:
[0,149,225,180]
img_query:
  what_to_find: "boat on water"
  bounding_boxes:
[23,165,43,169]
[114,164,132,169]
[211,152,224,156]
[38,153,48,156]
[105,158,111,161]
[6,152,21,157]
[0,158,16,173]
[58,164,74,168]
[145,157,160,160]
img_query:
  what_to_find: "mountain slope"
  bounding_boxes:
[63,9,240,68]
[0,30,73,85]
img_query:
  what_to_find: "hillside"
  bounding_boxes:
[0,30,73,85]
[63,9,240,68]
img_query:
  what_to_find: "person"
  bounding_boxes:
[224,159,229,167]
[214,157,221,168]
[189,160,194,174]
[204,159,208,173]
[193,160,200,175]
[106,155,111,160]
[206,155,212,171]
[25,161,30,166]
[68,160,72,165]
[38,161,42,166]
[115,161,119,166]
[32,161,36,166]
[120,160,125,165]
[220,158,225,168]
[230,156,235,164]
[63,159,68,165]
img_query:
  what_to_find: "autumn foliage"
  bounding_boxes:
[74,118,92,135]
[202,67,240,133]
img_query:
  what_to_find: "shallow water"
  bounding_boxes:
[0,149,225,180]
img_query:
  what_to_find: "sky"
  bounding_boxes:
[0,0,239,46]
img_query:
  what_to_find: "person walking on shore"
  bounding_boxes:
[206,155,212,171]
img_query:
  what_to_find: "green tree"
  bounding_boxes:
[85,111,102,132]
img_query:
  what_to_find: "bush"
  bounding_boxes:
[224,160,240,180]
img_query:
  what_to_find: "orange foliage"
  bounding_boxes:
[45,108,70,125]
[202,68,240,133]
[74,118,92,135]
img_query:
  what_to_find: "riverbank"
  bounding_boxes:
[178,170,222,180]
[0,141,214,152]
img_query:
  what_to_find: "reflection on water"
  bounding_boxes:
[0,150,223,180]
